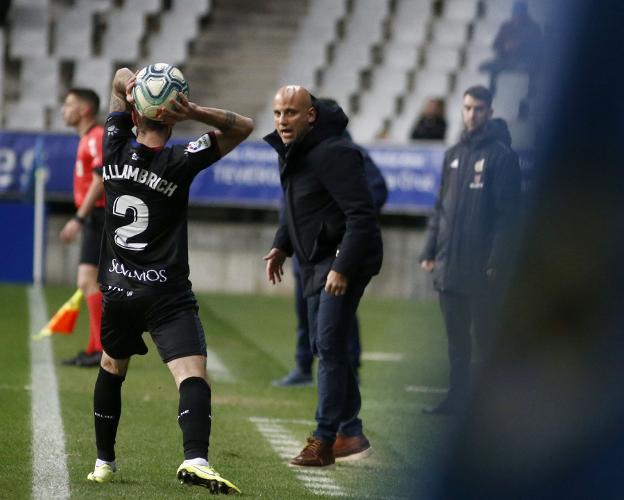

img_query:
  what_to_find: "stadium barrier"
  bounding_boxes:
[0,135,47,284]
[0,131,445,214]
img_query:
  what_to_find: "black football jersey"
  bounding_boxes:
[98,112,221,292]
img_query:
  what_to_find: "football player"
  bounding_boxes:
[86,67,253,494]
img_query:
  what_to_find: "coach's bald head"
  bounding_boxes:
[272,85,317,145]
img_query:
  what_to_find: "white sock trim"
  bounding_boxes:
[183,457,209,467]
[95,458,116,471]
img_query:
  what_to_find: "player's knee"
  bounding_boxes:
[168,355,207,389]
[100,352,129,377]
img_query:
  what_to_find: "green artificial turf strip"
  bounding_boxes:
[0,285,32,499]
[4,285,453,499]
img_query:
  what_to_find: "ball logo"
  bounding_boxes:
[132,63,189,121]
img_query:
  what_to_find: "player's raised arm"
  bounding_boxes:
[158,94,254,156]
[109,68,135,113]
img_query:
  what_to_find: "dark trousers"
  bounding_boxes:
[438,289,496,401]
[307,275,370,442]
[293,257,360,373]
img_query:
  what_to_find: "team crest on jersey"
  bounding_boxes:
[186,133,212,153]
[450,158,459,168]
[107,124,119,136]
[470,173,484,189]
[474,158,485,172]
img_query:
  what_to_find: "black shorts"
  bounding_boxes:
[100,287,207,362]
[80,208,104,266]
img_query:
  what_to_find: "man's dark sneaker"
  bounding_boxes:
[62,351,102,367]
[271,367,313,387]
[333,433,372,461]
[290,437,335,467]
[422,396,466,416]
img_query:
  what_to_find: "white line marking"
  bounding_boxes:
[205,347,235,382]
[297,475,337,484]
[250,416,347,497]
[405,385,447,394]
[361,352,404,362]
[251,416,315,426]
[29,286,70,499]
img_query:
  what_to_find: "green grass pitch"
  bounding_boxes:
[0,284,452,499]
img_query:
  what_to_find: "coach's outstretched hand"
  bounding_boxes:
[264,248,287,285]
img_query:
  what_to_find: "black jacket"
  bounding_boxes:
[410,116,447,141]
[264,100,383,297]
[420,119,521,293]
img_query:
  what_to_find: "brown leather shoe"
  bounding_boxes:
[289,437,335,467]
[333,434,372,461]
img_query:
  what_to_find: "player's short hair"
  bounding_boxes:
[138,115,170,134]
[463,85,493,107]
[67,88,100,115]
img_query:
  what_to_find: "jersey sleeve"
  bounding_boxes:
[183,131,222,176]
[103,112,134,162]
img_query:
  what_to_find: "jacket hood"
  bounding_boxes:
[461,118,512,148]
[263,97,349,157]
[487,118,513,147]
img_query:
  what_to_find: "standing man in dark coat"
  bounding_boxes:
[271,99,388,388]
[420,86,521,415]
[263,85,383,466]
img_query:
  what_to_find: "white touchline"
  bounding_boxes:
[250,417,347,497]
[405,385,447,394]
[205,347,235,382]
[29,286,70,500]
[361,352,404,362]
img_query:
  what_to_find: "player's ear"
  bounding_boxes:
[80,101,91,118]
[131,109,139,128]
[307,106,317,125]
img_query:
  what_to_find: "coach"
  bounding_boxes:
[420,86,521,415]
[263,86,383,466]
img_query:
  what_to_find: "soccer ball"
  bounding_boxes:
[132,63,189,120]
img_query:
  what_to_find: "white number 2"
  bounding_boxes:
[112,195,149,251]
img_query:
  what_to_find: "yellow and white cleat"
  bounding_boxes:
[87,463,116,483]
[177,462,241,495]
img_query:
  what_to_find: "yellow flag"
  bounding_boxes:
[34,289,83,339]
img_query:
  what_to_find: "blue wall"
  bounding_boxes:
[0,131,445,214]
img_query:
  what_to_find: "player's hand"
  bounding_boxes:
[125,73,137,105]
[59,218,82,243]
[263,248,287,285]
[157,94,193,125]
[420,260,434,272]
[325,270,348,296]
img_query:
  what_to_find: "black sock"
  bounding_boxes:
[178,377,212,460]
[93,367,125,462]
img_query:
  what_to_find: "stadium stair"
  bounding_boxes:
[178,0,308,137]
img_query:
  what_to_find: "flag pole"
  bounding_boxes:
[32,137,48,286]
